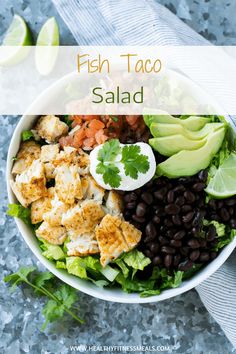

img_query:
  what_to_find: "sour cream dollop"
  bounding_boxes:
[90,142,156,191]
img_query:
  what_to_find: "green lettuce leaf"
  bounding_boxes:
[114,259,129,278]
[121,249,151,270]
[65,256,119,282]
[22,130,34,141]
[40,240,65,261]
[7,203,32,227]
[115,273,156,293]
[56,261,67,269]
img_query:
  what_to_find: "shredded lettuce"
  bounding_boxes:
[65,256,119,283]
[40,240,65,261]
[121,249,151,270]
[7,203,32,226]
[56,261,67,269]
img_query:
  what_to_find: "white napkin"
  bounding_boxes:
[52,0,236,347]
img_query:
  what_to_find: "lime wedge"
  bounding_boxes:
[205,152,236,198]
[0,14,33,65]
[35,17,59,76]
[36,17,59,46]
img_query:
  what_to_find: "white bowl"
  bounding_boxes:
[6,75,236,303]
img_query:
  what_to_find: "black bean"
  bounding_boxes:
[145,222,157,239]
[217,201,224,209]
[152,256,162,266]
[184,191,196,203]
[173,254,181,267]
[167,190,175,203]
[187,238,200,249]
[158,236,169,245]
[220,208,230,222]
[153,215,161,224]
[136,202,147,217]
[144,235,155,243]
[164,254,173,268]
[192,212,202,227]
[180,247,190,256]
[225,198,236,206]
[155,207,164,216]
[149,243,160,254]
[210,251,218,260]
[170,239,182,248]
[192,183,206,192]
[210,213,220,222]
[206,225,216,241]
[172,214,182,225]
[130,220,141,230]
[181,205,192,213]
[154,188,167,200]
[124,210,132,220]
[132,214,146,223]
[166,229,174,238]
[124,192,137,203]
[165,204,180,215]
[184,222,193,230]
[199,239,207,248]
[228,207,234,216]
[161,246,176,254]
[144,250,153,258]
[178,260,193,271]
[176,196,185,206]
[183,211,194,223]
[126,201,137,209]
[199,252,210,262]
[198,169,208,182]
[189,249,200,261]
[141,192,153,205]
[208,199,217,210]
[179,177,192,185]
[173,230,186,240]
[230,218,236,229]
[173,185,185,193]
[192,227,200,236]
[164,218,173,227]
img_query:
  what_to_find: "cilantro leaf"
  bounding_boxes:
[122,145,149,179]
[102,164,121,188]
[97,139,120,163]
[4,266,84,330]
[22,130,34,141]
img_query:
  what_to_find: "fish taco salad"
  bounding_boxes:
[8,114,236,297]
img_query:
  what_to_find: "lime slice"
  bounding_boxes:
[205,152,236,198]
[35,17,59,76]
[0,15,33,65]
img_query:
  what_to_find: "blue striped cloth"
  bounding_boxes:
[52,0,236,347]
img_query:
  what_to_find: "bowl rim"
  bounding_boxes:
[6,71,236,304]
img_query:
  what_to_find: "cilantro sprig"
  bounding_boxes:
[4,267,84,330]
[121,145,149,180]
[96,139,150,188]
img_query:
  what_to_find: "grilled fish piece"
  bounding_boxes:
[12,141,41,175]
[35,115,68,143]
[36,221,67,245]
[95,214,142,266]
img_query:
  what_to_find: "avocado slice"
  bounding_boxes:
[156,127,226,178]
[144,112,211,131]
[150,122,224,140]
[149,135,206,157]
